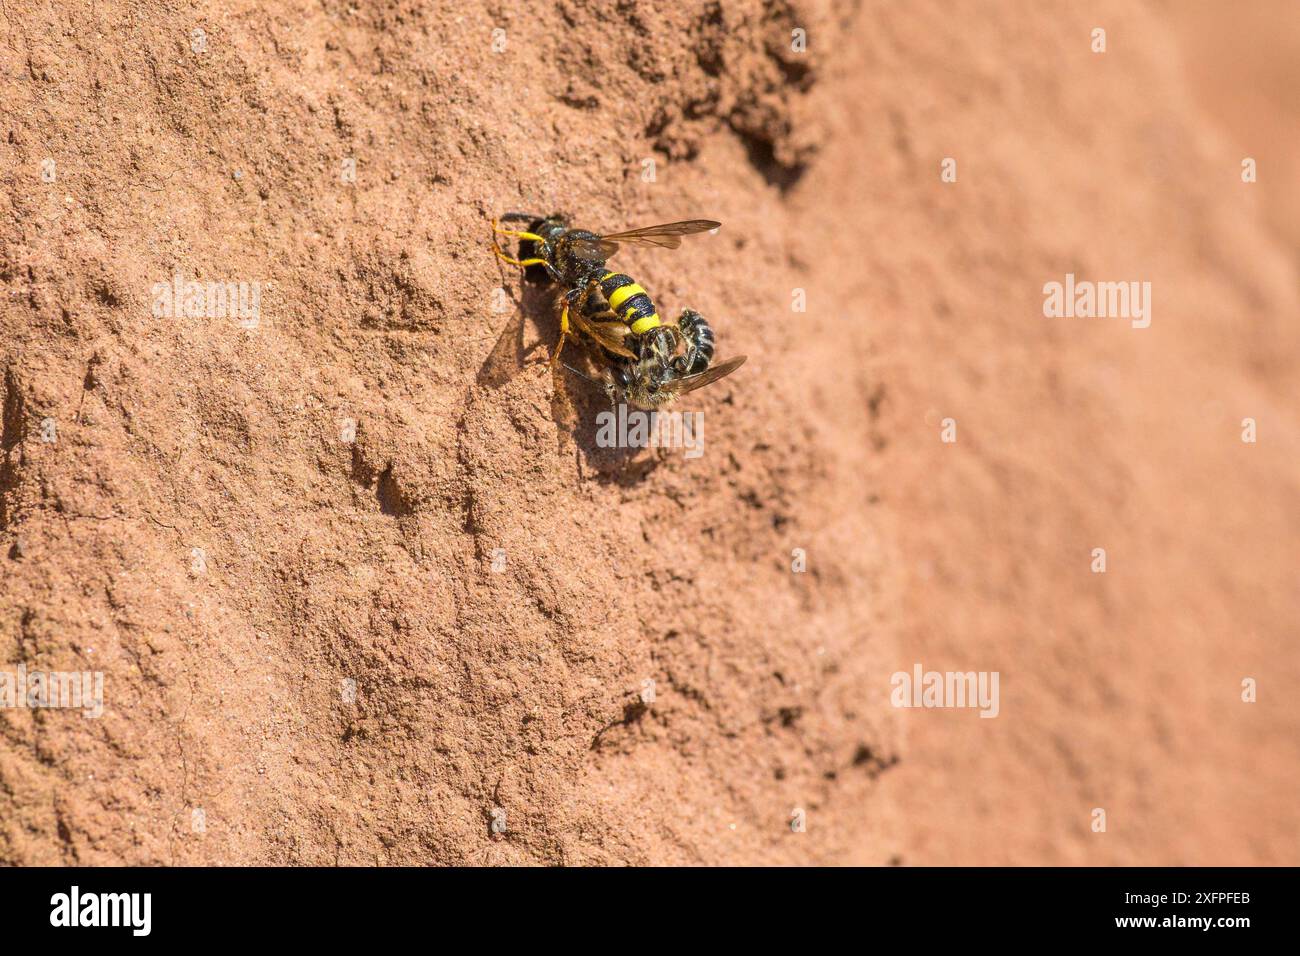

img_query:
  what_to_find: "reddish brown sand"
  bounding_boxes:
[1,1,1296,865]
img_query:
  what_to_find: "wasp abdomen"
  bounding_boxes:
[597,272,661,334]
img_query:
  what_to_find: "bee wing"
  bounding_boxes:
[569,237,623,259]
[660,355,747,398]
[599,220,721,250]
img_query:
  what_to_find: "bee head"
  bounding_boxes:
[619,358,678,410]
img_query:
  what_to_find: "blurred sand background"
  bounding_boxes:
[1,1,1296,864]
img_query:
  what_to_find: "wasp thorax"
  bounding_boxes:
[554,229,605,282]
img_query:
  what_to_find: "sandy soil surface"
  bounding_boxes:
[1,0,1296,865]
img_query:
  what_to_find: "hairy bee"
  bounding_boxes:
[490,213,746,409]
[605,309,748,410]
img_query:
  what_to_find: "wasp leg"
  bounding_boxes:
[493,248,548,269]
[551,300,570,366]
[492,218,545,242]
[490,218,556,274]
[550,280,604,365]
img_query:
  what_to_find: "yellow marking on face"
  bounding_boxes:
[607,282,648,312]
[630,313,662,335]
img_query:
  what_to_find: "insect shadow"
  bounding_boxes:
[563,363,665,487]
[476,280,663,485]
[475,281,550,388]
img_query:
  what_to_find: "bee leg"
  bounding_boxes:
[602,372,620,408]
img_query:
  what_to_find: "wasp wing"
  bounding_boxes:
[568,237,623,260]
[599,220,721,250]
[660,355,747,398]
[572,314,638,359]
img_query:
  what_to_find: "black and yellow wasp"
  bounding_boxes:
[490,213,746,409]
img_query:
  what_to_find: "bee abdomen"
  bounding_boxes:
[598,272,661,334]
[678,309,714,375]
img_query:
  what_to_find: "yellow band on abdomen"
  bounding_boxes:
[630,314,661,335]
[608,282,648,312]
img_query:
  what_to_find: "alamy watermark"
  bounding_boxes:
[151,274,266,328]
[50,886,150,936]
[0,664,104,718]
[1043,273,1151,329]
[890,663,999,718]
[595,404,705,459]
